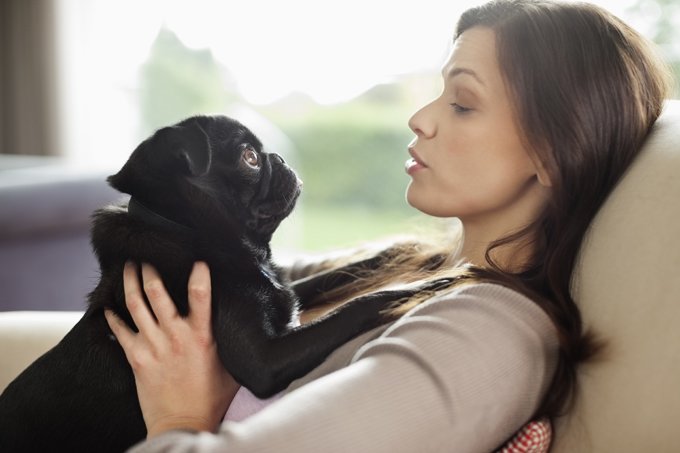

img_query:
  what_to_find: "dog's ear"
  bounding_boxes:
[107,118,212,195]
[161,120,212,177]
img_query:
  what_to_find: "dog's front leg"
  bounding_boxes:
[217,287,423,399]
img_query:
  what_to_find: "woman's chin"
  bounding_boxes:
[405,185,419,210]
[406,189,461,218]
[406,189,439,217]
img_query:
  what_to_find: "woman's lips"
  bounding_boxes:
[405,148,427,175]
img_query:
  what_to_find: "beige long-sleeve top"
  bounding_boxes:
[128,283,559,453]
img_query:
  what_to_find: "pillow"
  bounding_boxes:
[496,418,551,453]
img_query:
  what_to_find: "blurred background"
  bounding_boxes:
[1,0,678,310]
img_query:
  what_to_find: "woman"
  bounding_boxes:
[106,0,672,451]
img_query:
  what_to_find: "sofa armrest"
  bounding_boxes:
[0,311,82,392]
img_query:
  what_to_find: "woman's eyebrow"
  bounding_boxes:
[445,67,486,86]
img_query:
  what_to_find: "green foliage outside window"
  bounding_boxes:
[138,29,236,138]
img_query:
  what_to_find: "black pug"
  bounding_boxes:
[0,115,451,452]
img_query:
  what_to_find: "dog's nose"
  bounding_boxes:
[270,153,285,164]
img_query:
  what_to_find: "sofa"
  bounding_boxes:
[1,100,679,451]
[0,156,122,311]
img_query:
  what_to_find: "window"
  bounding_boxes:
[53,0,680,255]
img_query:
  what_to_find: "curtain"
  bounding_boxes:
[0,0,60,156]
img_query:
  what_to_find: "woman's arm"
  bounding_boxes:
[116,276,558,452]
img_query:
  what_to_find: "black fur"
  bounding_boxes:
[0,115,450,452]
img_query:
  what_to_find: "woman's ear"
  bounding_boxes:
[536,165,552,187]
[530,154,552,188]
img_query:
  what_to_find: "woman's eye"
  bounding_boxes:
[451,103,473,114]
[241,145,260,168]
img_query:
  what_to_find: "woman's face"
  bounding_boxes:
[406,27,548,225]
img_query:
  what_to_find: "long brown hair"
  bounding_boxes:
[311,0,672,419]
[455,0,672,417]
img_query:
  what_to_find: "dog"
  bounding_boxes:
[0,115,451,452]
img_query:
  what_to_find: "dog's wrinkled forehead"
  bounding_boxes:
[201,116,264,158]
[199,117,272,194]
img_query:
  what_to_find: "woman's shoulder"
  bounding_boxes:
[433,280,542,308]
[402,281,559,342]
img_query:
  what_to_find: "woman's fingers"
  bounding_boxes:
[187,261,212,332]
[123,261,159,336]
[104,309,135,352]
[141,263,179,326]
[119,261,209,335]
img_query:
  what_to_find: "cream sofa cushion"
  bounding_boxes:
[553,100,680,452]
[0,311,82,391]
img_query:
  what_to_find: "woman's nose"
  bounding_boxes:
[408,102,437,138]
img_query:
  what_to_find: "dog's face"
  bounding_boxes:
[107,115,301,243]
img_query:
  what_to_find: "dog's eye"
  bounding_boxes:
[241,144,260,169]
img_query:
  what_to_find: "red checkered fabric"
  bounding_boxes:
[495,418,552,453]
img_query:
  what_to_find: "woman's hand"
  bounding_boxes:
[105,261,240,438]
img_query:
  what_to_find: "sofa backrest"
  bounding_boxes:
[0,161,120,311]
[552,100,680,451]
